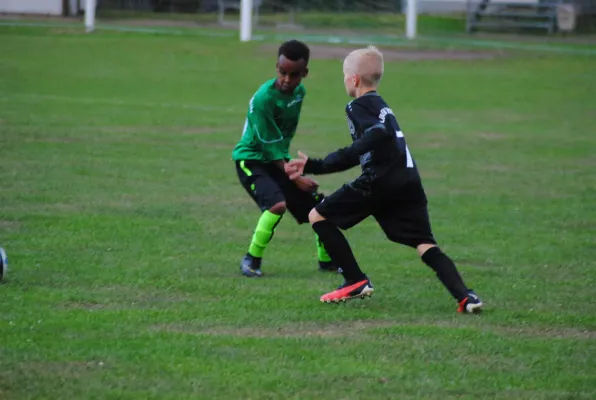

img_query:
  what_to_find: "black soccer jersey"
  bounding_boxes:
[304,91,425,201]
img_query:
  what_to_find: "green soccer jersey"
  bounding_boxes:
[232,78,306,162]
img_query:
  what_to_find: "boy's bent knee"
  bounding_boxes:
[308,208,326,225]
[417,243,437,257]
[269,201,287,215]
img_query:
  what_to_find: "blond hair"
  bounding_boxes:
[343,45,384,86]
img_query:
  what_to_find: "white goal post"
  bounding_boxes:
[238,0,417,42]
[84,0,96,33]
[240,0,253,42]
[406,0,418,39]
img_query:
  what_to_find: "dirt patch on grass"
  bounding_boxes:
[501,326,596,340]
[407,320,596,340]
[0,220,21,230]
[155,320,596,340]
[14,361,104,379]
[477,132,509,141]
[60,301,110,311]
[262,44,500,62]
[183,194,255,207]
[97,125,237,136]
[155,320,396,339]
[478,164,515,173]
[22,125,237,146]
[48,28,83,35]
[59,285,192,311]
[176,126,237,135]
[576,157,596,167]
[414,141,448,149]
[453,257,499,268]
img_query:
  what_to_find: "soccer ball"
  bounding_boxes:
[0,247,7,281]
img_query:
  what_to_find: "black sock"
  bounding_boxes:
[312,220,366,282]
[422,247,469,302]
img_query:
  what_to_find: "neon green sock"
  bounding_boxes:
[315,233,332,262]
[248,210,283,258]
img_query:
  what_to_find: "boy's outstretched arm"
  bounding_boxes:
[287,123,392,177]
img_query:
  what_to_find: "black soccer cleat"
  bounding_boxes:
[240,253,263,278]
[318,260,341,273]
[457,289,483,313]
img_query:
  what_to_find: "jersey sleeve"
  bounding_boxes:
[304,101,393,175]
[247,92,287,161]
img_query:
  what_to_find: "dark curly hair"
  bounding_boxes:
[278,40,310,65]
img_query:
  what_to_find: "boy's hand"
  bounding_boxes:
[285,151,308,180]
[294,176,319,193]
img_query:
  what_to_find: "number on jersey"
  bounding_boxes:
[395,130,414,168]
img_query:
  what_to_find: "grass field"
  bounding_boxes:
[1,25,595,399]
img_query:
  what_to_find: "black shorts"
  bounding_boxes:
[315,184,436,248]
[235,160,323,224]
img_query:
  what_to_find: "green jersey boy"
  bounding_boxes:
[232,40,336,277]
